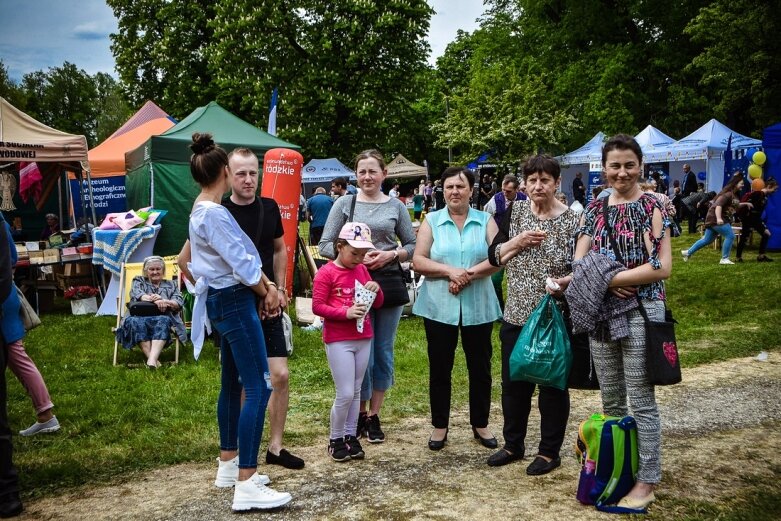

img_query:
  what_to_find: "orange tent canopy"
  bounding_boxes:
[78,118,174,179]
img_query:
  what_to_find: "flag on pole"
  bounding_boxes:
[723,132,733,187]
[268,87,278,136]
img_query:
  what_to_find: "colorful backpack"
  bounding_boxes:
[575,414,639,511]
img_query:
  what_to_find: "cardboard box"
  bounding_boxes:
[64,262,91,277]
[29,251,44,264]
[43,249,60,263]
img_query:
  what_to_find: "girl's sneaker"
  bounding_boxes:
[344,435,365,460]
[328,437,351,462]
[215,456,269,488]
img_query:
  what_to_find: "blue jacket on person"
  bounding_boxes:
[1,212,24,344]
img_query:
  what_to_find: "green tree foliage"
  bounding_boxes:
[209,0,434,160]
[107,0,217,120]
[21,62,99,145]
[685,0,781,135]
[0,62,25,107]
[1,59,131,147]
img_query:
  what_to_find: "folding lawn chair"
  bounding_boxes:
[112,256,182,366]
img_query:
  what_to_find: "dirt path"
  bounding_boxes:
[20,356,781,520]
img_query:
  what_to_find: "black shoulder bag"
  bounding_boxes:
[602,200,681,386]
[348,196,409,308]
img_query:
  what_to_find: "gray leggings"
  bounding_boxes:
[326,339,371,439]
[590,300,664,484]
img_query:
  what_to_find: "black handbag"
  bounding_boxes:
[128,301,164,316]
[370,262,410,308]
[347,195,410,308]
[602,200,681,386]
[636,301,681,385]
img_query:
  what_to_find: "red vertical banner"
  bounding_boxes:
[261,148,303,297]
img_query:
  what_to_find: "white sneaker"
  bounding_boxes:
[19,416,60,436]
[214,457,270,488]
[719,258,734,265]
[232,472,292,511]
[680,250,689,262]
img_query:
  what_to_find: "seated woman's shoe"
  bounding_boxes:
[486,447,523,467]
[525,455,561,475]
[472,427,498,449]
[428,429,448,451]
[611,492,656,514]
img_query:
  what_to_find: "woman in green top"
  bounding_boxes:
[413,166,501,451]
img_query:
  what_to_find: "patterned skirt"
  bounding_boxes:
[116,315,177,350]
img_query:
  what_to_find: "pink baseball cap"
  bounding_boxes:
[338,222,375,249]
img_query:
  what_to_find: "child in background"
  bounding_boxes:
[312,222,384,462]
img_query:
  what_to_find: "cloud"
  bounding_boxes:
[74,22,110,41]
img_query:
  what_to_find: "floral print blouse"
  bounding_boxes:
[578,194,670,301]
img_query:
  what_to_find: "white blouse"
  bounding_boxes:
[188,201,262,357]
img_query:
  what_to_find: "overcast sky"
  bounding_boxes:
[0,0,485,81]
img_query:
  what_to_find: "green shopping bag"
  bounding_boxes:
[509,294,573,390]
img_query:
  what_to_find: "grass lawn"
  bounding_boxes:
[7,233,781,498]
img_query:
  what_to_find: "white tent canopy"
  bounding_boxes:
[301,158,355,183]
[634,125,675,155]
[557,132,605,167]
[386,154,427,179]
[644,119,762,191]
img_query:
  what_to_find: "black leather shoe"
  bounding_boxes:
[266,449,305,469]
[487,447,523,467]
[428,429,448,451]
[0,492,23,518]
[526,456,561,475]
[472,427,498,449]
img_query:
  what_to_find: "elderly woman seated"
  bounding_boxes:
[115,256,187,369]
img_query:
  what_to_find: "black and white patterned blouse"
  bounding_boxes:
[489,200,578,326]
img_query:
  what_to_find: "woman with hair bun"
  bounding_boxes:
[187,133,292,511]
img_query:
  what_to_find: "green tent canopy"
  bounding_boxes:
[125,101,300,255]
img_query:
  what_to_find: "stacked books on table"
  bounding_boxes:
[61,247,81,262]
[15,244,30,266]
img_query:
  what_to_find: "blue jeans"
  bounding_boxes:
[206,284,272,469]
[360,305,404,401]
[687,223,734,259]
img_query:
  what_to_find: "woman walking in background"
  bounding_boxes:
[681,172,749,265]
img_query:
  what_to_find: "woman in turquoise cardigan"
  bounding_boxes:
[412,166,501,451]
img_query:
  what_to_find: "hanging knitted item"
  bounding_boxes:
[0,171,17,211]
[19,161,43,203]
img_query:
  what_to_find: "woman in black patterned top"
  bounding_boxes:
[487,154,578,475]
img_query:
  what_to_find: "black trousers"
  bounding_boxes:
[499,321,570,459]
[737,217,769,258]
[424,318,494,429]
[0,341,19,502]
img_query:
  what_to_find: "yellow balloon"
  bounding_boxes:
[748,163,762,179]
[753,151,766,165]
